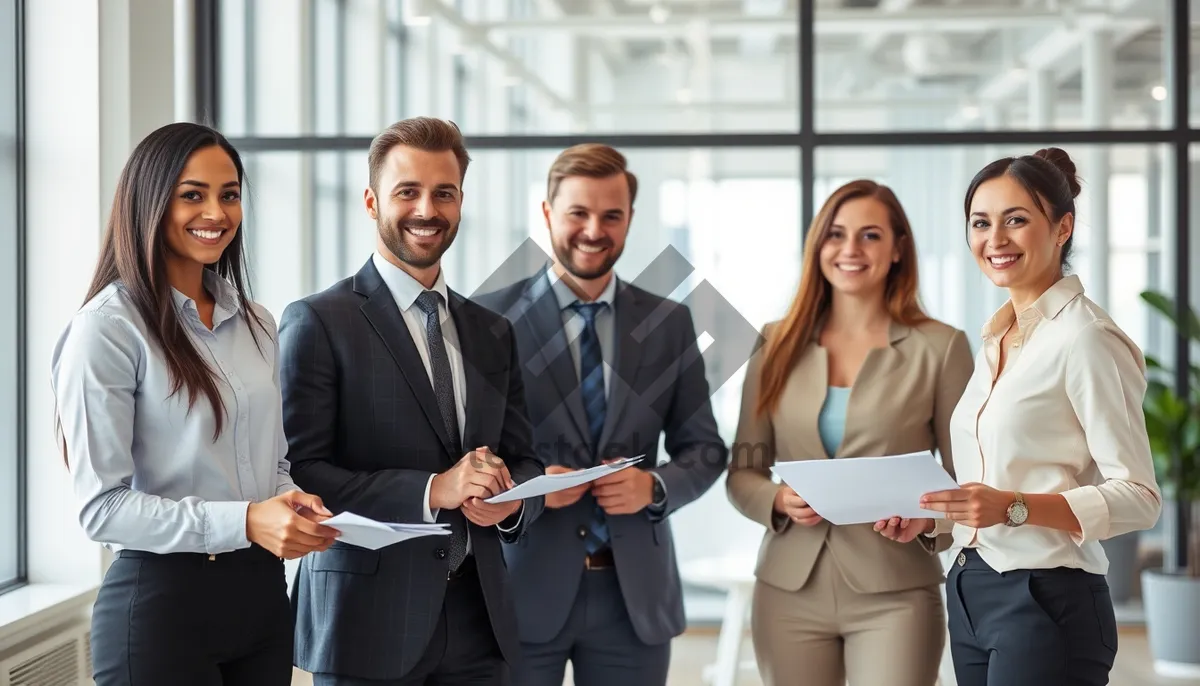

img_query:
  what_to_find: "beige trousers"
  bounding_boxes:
[750,547,945,686]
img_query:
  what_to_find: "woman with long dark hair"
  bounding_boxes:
[878,148,1162,685]
[727,180,974,686]
[51,122,338,685]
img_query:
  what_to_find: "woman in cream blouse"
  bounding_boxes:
[728,179,974,686]
[877,148,1162,686]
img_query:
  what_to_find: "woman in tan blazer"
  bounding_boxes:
[727,179,975,686]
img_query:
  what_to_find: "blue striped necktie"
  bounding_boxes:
[570,301,609,553]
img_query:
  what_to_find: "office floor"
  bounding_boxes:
[291,626,1196,686]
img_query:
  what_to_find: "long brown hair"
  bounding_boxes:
[755,179,928,417]
[59,123,266,464]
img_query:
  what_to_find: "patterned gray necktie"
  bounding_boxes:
[414,290,466,571]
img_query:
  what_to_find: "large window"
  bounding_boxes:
[200,0,1199,606]
[0,0,23,593]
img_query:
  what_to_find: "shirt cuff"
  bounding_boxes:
[204,501,252,554]
[927,517,954,537]
[275,481,302,497]
[497,502,524,532]
[1060,485,1110,545]
[647,472,668,518]
[423,475,439,524]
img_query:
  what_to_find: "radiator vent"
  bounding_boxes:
[0,617,90,686]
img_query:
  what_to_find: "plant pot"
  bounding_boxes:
[1100,531,1140,605]
[1141,568,1200,678]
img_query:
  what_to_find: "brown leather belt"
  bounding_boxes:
[584,548,615,569]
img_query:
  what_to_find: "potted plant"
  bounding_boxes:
[1138,290,1200,678]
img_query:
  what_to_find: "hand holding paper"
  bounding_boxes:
[320,511,450,551]
[484,455,645,505]
[770,451,959,526]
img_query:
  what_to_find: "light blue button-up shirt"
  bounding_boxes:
[51,270,298,555]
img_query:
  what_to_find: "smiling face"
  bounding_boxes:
[818,196,900,299]
[967,173,1071,295]
[366,144,462,274]
[544,173,632,282]
[162,145,242,275]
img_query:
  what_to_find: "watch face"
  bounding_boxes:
[1008,502,1029,525]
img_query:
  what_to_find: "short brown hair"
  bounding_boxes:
[368,117,471,190]
[546,143,638,207]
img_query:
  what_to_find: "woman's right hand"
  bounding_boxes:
[873,516,935,543]
[246,491,340,559]
[773,485,823,526]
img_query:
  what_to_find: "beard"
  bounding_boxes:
[552,235,623,281]
[378,214,458,270]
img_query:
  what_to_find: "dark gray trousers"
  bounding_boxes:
[947,548,1118,686]
[516,567,671,686]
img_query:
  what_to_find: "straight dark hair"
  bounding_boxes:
[962,146,1082,270]
[60,123,266,463]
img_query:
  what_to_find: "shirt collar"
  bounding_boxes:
[981,274,1084,340]
[545,268,617,311]
[171,269,241,327]
[373,250,449,312]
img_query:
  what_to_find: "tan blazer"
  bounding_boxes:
[727,318,975,595]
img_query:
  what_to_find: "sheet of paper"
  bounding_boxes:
[484,455,646,504]
[769,451,959,525]
[322,511,450,551]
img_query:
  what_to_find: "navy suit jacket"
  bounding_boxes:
[476,268,726,645]
[280,257,544,680]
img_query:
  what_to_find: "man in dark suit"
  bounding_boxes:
[476,144,727,686]
[279,117,545,686]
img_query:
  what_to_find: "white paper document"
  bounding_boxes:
[484,455,646,504]
[321,511,450,551]
[769,451,960,525]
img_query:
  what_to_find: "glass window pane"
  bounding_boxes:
[218,0,801,136]
[817,1,1170,132]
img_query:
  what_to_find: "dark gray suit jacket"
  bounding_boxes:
[476,269,726,646]
[280,257,545,681]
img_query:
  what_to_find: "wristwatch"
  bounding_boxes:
[1004,492,1028,527]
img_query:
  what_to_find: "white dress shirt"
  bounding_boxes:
[370,252,521,550]
[939,274,1161,574]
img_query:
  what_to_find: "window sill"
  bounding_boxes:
[0,583,97,647]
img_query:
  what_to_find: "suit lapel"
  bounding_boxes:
[779,340,832,460]
[514,272,591,445]
[841,321,911,456]
[597,283,645,454]
[355,259,456,459]
[449,290,487,453]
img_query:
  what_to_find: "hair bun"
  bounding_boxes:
[1034,147,1081,198]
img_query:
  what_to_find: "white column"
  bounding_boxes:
[1028,68,1054,128]
[1083,29,1111,309]
[26,0,179,585]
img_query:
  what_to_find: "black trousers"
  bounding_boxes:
[947,548,1118,686]
[91,544,293,686]
[312,556,508,686]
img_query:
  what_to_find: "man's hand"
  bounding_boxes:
[591,464,654,515]
[544,465,590,509]
[246,491,340,559]
[462,497,522,527]
[773,486,823,527]
[430,447,514,510]
[873,516,935,543]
